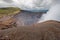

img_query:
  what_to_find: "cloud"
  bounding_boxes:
[0,0,52,12]
[43,3,60,21]
[0,0,15,8]
[38,0,60,23]
[13,0,52,11]
[3,0,13,3]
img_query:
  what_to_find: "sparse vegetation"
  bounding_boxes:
[0,7,20,18]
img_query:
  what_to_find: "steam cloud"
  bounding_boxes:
[38,0,60,23]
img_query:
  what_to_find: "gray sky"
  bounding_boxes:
[3,0,13,3]
[0,0,59,12]
[0,0,51,10]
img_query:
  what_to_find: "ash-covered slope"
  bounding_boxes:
[0,20,60,40]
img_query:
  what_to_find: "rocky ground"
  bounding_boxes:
[0,20,60,40]
[0,7,20,30]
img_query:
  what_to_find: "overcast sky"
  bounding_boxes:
[0,0,52,11]
[0,0,59,12]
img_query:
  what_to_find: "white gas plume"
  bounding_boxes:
[38,0,60,23]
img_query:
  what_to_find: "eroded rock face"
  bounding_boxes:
[0,20,60,40]
[0,16,17,30]
[0,7,20,30]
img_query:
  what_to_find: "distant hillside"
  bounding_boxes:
[0,7,20,18]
